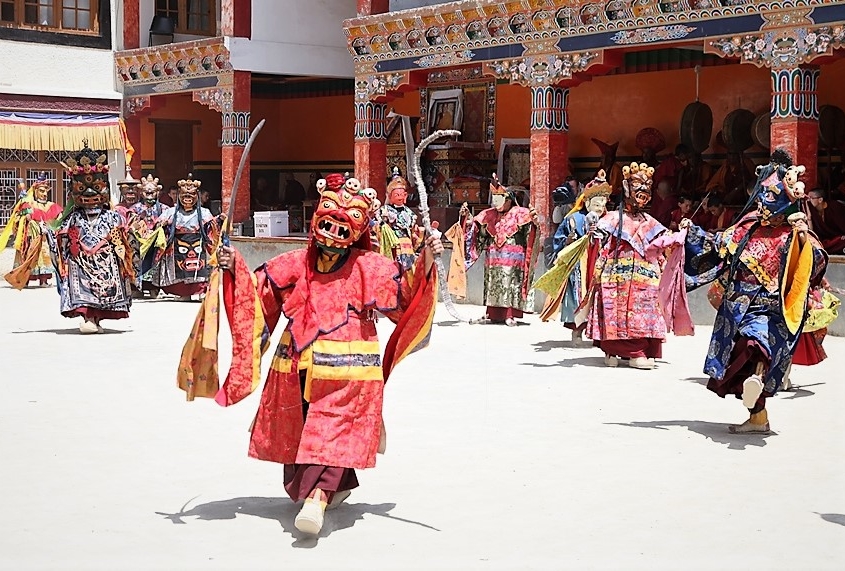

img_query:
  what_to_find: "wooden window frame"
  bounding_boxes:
[0,0,99,36]
[155,0,217,37]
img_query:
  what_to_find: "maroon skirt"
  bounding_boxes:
[792,329,827,366]
[598,338,663,359]
[62,307,129,321]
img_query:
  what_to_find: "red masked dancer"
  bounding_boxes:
[211,173,443,536]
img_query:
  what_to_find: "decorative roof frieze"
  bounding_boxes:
[115,37,231,86]
[706,23,845,68]
[344,0,836,65]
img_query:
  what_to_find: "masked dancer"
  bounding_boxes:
[451,174,539,326]
[582,163,672,369]
[375,168,427,272]
[540,171,611,342]
[1,173,63,289]
[50,142,138,333]
[682,150,828,433]
[150,174,221,300]
[208,173,442,536]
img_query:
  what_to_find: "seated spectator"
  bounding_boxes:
[703,195,736,232]
[668,194,694,231]
[807,188,845,254]
[707,152,755,205]
[650,179,677,227]
[159,185,176,207]
[653,144,692,196]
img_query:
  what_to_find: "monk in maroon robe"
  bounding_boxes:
[807,188,845,254]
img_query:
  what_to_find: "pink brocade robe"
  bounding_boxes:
[235,248,426,470]
[585,211,669,342]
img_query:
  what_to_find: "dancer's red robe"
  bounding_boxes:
[215,245,437,469]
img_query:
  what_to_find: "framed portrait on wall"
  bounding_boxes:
[427,88,464,134]
[497,138,531,188]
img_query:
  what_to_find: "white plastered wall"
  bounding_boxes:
[226,0,355,78]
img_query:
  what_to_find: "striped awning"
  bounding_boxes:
[0,111,123,151]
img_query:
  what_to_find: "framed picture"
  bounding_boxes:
[497,138,531,188]
[427,88,464,134]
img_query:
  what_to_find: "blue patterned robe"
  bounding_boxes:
[684,214,827,394]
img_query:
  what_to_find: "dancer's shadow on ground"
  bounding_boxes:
[779,382,823,400]
[155,496,439,547]
[531,340,595,352]
[816,512,845,527]
[520,356,606,368]
[682,376,709,386]
[11,328,126,335]
[606,420,776,450]
[435,320,461,327]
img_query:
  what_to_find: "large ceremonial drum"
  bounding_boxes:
[819,105,845,149]
[680,101,713,153]
[722,109,756,152]
[751,113,771,149]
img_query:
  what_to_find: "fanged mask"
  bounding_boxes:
[119,183,139,205]
[177,175,201,211]
[622,162,655,212]
[64,142,110,209]
[310,173,375,251]
[139,174,162,205]
[179,188,198,211]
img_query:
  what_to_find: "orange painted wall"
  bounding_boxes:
[495,83,531,141]
[139,93,350,164]
[140,93,222,162]
[388,89,420,117]
[567,64,772,159]
[275,95,354,161]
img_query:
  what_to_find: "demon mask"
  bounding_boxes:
[139,174,162,205]
[621,162,655,213]
[177,175,201,212]
[311,173,375,251]
[64,141,110,210]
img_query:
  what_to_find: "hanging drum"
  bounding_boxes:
[819,105,845,149]
[751,113,771,150]
[722,109,755,152]
[680,101,713,153]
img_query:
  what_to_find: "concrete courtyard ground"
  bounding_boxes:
[1,248,844,570]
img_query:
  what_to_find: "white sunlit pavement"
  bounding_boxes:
[1,250,844,570]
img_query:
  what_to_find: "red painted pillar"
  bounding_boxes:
[354,101,388,198]
[123,0,139,49]
[529,85,570,238]
[221,71,252,223]
[770,66,819,189]
[221,0,251,38]
[357,0,389,16]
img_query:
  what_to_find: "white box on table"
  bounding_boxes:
[253,211,289,237]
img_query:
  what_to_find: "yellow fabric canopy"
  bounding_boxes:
[0,122,123,151]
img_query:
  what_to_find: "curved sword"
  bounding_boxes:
[223,118,266,246]
[412,129,469,322]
